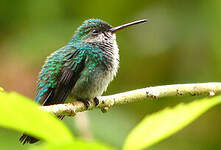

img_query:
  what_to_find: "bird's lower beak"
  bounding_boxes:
[110,19,147,33]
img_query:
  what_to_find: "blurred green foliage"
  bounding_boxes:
[0,90,115,150]
[1,80,221,150]
[123,96,221,150]
[1,0,221,150]
[0,92,74,144]
[31,140,115,150]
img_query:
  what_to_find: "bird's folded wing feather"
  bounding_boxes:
[35,47,86,106]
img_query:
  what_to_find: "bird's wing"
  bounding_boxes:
[35,47,86,106]
[19,48,86,145]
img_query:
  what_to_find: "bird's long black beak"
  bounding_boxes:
[110,19,147,33]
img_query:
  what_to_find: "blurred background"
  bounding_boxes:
[1,0,221,149]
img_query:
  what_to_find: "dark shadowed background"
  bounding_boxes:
[1,0,221,149]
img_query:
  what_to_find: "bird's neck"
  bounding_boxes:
[68,37,101,51]
[67,37,119,71]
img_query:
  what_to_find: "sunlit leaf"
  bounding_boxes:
[30,139,116,150]
[0,87,4,93]
[123,96,221,150]
[0,92,74,144]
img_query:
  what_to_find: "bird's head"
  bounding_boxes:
[73,19,147,45]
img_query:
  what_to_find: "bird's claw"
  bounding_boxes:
[93,97,99,106]
[78,99,90,109]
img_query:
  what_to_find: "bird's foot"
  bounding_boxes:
[101,106,110,113]
[78,99,90,109]
[93,97,99,106]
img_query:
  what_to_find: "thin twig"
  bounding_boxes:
[40,82,221,116]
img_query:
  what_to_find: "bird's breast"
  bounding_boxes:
[70,39,119,100]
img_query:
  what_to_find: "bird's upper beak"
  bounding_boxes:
[110,19,147,33]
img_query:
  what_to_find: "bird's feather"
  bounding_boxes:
[19,47,86,144]
[36,47,86,105]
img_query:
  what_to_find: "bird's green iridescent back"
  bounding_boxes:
[36,46,68,102]
[35,44,86,103]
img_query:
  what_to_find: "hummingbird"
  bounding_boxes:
[19,18,147,144]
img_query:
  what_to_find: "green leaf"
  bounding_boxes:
[0,92,74,144]
[123,96,221,150]
[30,139,116,150]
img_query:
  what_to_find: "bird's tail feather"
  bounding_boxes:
[19,115,64,144]
[19,134,39,144]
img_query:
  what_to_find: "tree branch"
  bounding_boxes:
[40,82,221,116]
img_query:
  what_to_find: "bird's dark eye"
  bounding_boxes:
[91,29,99,35]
